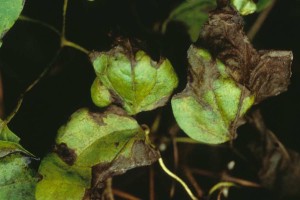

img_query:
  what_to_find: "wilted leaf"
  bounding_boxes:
[200,4,292,102]
[162,0,216,42]
[90,42,178,115]
[172,46,254,144]
[0,0,25,47]
[0,119,20,143]
[36,106,160,199]
[230,0,257,15]
[172,4,292,144]
[0,153,37,200]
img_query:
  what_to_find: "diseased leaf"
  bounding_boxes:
[200,4,292,102]
[230,0,257,15]
[90,41,178,115]
[0,153,37,200]
[172,46,255,144]
[172,4,292,144]
[36,106,160,199]
[0,0,25,47]
[162,0,216,42]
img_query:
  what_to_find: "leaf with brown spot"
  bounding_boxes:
[172,45,255,144]
[172,4,292,144]
[36,106,160,199]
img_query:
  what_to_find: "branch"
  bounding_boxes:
[247,0,277,41]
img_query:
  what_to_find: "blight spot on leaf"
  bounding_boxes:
[172,46,254,144]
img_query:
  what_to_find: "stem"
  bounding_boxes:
[169,136,179,198]
[209,182,235,195]
[149,166,155,200]
[158,158,198,200]
[19,15,89,54]
[190,168,261,188]
[0,70,4,118]
[62,39,89,54]
[247,0,276,41]
[184,167,204,197]
[19,15,61,36]
[175,137,200,144]
[102,178,115,200]
[4,49,62,124]
[113,189,141,200]
[62,0,69,42]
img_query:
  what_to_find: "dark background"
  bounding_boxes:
[0,0,300,199]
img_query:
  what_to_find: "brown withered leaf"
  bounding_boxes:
[199,4,292,102]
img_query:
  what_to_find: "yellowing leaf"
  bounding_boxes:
[90,43,178,115]
[35,154,91,200]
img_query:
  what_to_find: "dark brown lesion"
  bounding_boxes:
[198,3,292,103]
[83,140,160,199]
[53,143,77,166]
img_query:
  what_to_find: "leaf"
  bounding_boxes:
[172,46,255,144]
[0,0,25,47]
[90,42,178,115]
[230,0,257,15]
[172,4,292,144]
[36,106,160,199]
[90,78,112,108]
[35,154,91,200]
[0,119,20,143]
[162,0,216,42]
[200,4,292,102]
[0,140,34,158]
[0,153,37,200]
[0,121,37,200]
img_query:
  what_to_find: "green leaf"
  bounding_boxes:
[90,44,178,115]
[36,106,160,199]
[0,119,20,143]
[172,46,255,144]
[0,153,37,200]
[90,78,112,107]
[162,0,216,42]
[0,0,25,47]
[230,0,257,15]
